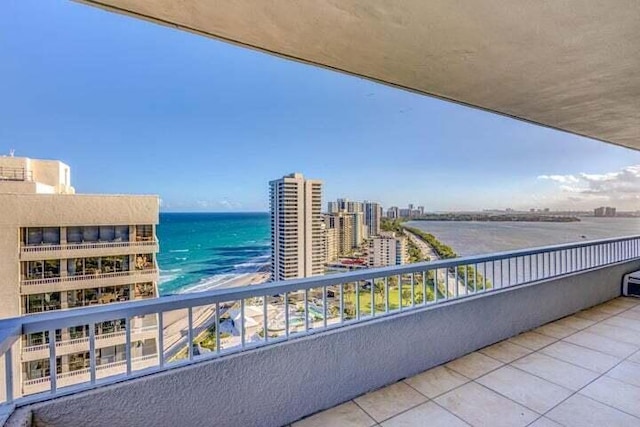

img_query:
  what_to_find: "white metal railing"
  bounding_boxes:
[21,269,157,286]
[2,235,640,410]
[20,240,158,253]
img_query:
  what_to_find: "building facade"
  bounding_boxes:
[0,156,160,397]
[367,232,408,267]
[364,201,381,237]
[270,173,324,281]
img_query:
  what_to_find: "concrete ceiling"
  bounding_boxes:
[80,0,640,150]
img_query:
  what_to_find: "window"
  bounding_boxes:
[68,352,90,371]
[99,226,115,241]
[25,358,61,380]
[115,225,129,242]
[135,254,154,270]
[136,225,153,242]
[134,282,155,298]
[67,227,83,243]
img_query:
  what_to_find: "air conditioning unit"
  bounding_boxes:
[622,271,640,297]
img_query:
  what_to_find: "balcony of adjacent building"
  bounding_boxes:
[19,254,158,294]
[0,167,32,182]
[19,226,159,261]
[2,236,640,426]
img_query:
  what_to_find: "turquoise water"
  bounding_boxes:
[156,213,270,295]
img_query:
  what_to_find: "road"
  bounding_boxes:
[404,229,468,297]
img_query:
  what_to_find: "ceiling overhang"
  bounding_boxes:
[79,0,640,150]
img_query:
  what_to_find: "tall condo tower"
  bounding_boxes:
[364,201,381,237]
[269,173,324,281]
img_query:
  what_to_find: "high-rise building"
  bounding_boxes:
[327,201,339,213]
[387,207,399,219]
[351,211,366,248]
[270,173,324,281]
[364,201,381,237]
[594,206,617,217]
[0,156,160,397]
[367,232,408,267]
[324,212,354,257]
[322,218,338,263]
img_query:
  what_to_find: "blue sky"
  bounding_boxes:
[2,1,639,212]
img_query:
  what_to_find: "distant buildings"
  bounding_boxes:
[387,206,399,219]
[269,173,324,281]
[364,201,381,237]
[368,232,408,267]
[594,206,617,217]
[388,204,425,219]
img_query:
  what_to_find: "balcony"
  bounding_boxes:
[20,269,158,294]
[1,236,640,426]
[20,240,159,261]
[0,167,32,182]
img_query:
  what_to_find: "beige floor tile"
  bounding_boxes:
[617,310,640,321]
[563,330,638,358]
[574,308,613,322]
[381,402,469,427]
[628,350,640,364]
[580,376,640,418]
[596,302,628,315]
[586,323,640,346]
[607,361,640,388]
[404,366,468,399]
[476,365,572,413]
[552,315,595,330]
[512,352,599,391]
[354,382,427,422]
[508,331,556,350]
[547,394,640,427]
[534,323,578,339]
[479,341,532,363]
[445,352,503,379]
[528,417,563,427]
[610,297,640,309]
[293,401,376,427]
[540,341,620,373]
[604,316,640,333]
[435,382,538,427]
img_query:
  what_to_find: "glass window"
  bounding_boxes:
[67,258,83,276]
[26,228,43,245]
[114,225,129,242]
[102,257,115,273]
[84,288,98,305]
[85,257,100,274]
[24,261,43,280]
[42,227,60,245]
[99,226,115,242]
[134,282,155,298]
[27,294,44,313]
[68,352,90,371]
[69,325,88,339]
[67,289,84,308]
[135,254,153,270]
[43,292,61,311]
[26,358,61,380]
[67,227,82,243]
[83,226,99,242]
[136,225,153,241]
[44,260,60,278]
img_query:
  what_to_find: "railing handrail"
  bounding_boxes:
[21,268,157,286]
[21,240,158,253]
[6,234,639,334]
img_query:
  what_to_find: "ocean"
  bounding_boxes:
[406,217,640,256]
[157,214,640,295]
[156,213,270,295]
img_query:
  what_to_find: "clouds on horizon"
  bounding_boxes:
[538,165,640,210]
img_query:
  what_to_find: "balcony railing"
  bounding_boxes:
[0,167,32,182]
[20,240,158,254]
[21,269,158,286]
[1,235,640,410]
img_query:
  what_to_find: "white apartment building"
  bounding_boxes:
[323,222,338,263]
[0,156,160,397]
[270,173,324,281]
[367,232,408,267]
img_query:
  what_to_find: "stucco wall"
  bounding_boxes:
[22,260,639,427]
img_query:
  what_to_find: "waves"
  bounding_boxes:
[169,249,190,253]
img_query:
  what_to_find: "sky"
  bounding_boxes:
[2,1,640,212]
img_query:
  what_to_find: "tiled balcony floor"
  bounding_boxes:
[292,297,640,427]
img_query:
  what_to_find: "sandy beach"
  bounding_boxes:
[161,268,270,359]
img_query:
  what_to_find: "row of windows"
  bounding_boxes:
[21,225,154,246]
[22,254,154,280]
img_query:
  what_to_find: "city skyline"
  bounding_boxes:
[3,1,640,212]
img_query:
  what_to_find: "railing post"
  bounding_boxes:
[48,329,57,393]
[89,325,96,384]
[5,346,13,403]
